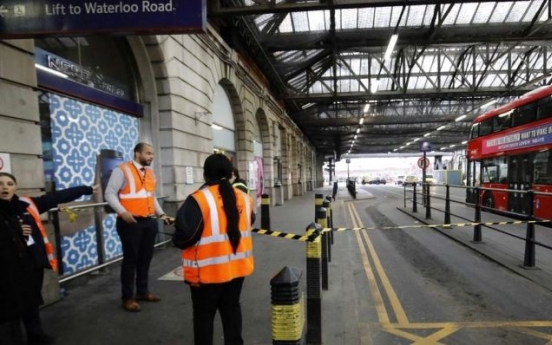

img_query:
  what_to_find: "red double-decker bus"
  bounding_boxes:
[466,85,552,220]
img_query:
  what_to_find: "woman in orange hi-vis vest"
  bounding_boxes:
[173,154,256,345]
[0,172,96,344]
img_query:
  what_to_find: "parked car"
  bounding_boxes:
[423,174,436,185]
[368,178,386,185]
[395,175,405,185]
[403,175,418,186]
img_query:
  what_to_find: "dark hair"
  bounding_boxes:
[0,172,17,184]
[203,154,241,253]
[134,142,152,155]
[232,167,240,180]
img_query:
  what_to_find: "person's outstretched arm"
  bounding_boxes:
[32,186,94,214]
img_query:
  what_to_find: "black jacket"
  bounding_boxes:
[0,199,35,323]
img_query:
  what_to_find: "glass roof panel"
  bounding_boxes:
[406,5,426,27]
[489,2,514,23]
[358,8,375,28]
[291,12,309,32]
[505,1,529,22]
[423,5,435,26]
[341,9,358,29]
[374,7,392,27]
[278,14,293,33]
[473,3,495,24]
[442,4,460,25]
[254,14,272,32]
[308,11,326,31]
[390,6,402,27]
[455,3,476,24]
[522,1,540,22]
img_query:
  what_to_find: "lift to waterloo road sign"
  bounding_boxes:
[0,0,206,38]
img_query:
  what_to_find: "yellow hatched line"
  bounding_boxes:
[411,326,459,345]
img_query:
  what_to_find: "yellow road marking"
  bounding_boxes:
[411,326,459,344]
[349,203,390,325]
[511,327,552,341]
[349,203,410,325]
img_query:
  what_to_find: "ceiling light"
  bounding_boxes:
[449,144,456,148]
[363,104,370,113]
[413,138,420,142]
[400,146,405,149]
[393,148,398,151]
[371,79,380,94]
[405,142,411,146]
[356,128,360,134]
[212,124,223,130]
[440,147,446,150]
[354,134,357,139]
[437,125,446,131]
[480,99,497,109]
[384,34,399,62]
[359,118,364,125]
[461,140,468,145]
[455,115,467,122]
[424,133,431,137]
[35,64,68,78]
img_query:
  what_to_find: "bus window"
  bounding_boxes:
[512,101,537,127]
[479,118,493,136]
[482,159,498,183]
[537,95,552,120]
[498,156,508,184]
[470,123,479,139]
[493,110,512,132]
[534,150,552,185]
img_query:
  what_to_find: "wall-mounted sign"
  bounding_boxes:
[185,166,193,185]
[0,153,12,173]
[0,0,206,38]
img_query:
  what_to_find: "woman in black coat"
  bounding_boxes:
[0,172,95,344]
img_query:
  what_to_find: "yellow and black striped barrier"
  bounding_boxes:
[252,219,551,242]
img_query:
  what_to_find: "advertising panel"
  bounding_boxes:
[482,123,552,155]
[0,0,205,38]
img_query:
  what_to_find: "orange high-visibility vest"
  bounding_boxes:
[181,184,254,284]
[118,161,157,217]
[19,197,58,272]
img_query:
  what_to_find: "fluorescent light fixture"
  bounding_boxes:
[461,140,468,145]
[405,142,411,146]
[35,64,68,78]
[371,79,380,94]
[400,146,405,149]
[384,34,399,61]
[413,138,420,142]
[301,103,315,110]
[359,118,364,125]
[449,144,456,148]
[393,148,398,151]
[354,134,357,139]
[363,104,370,113]
[440,147,446,150]
[356,128,360,134]
[455,115,467,122]
[424,133,431,137]
[212,124,223,130]
[480,99,497,109]
[437,125,446,131]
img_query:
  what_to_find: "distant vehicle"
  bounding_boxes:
[361,176,371,185]
[422,174,436,185]
[403,175,418,186]
[395,175,405,185]
[368,178,386,185]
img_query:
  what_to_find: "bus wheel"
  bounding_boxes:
[483,192,494,210]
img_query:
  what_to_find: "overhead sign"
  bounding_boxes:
[0,0,206,38]
[0,153,12,173]
[417,157,430,170]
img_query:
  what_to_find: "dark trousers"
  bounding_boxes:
[0,320,23,345]
[22,268,45,337]
[116,217,158,301]
[190,277,245,345]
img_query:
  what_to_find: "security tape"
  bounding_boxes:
[252,219,551,242]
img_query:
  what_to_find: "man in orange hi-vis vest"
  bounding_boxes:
[105,143,171,313]
[173,154,255,345]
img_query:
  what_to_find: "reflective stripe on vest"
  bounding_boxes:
[181,185,254,284]
[232,182,250,194]
[118,161,157,217]
[19,197,58,272]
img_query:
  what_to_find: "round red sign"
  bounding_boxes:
[417,157,430,169]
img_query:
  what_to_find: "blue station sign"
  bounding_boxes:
[0,0,206,38]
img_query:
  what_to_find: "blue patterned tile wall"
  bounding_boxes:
[48,93,138,275]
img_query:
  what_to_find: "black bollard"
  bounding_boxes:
[322,200,332,262]
[473,187,482,242]
[271,266,304,345]
[317,207,329,291]
[444,184,451,226]
[523,191,536,268]
[314,194,324,222]
[305,222,322,345]
[325,195,334,245]
[425,183,431,220]
[412,184,418,213]
[261,194,271,231]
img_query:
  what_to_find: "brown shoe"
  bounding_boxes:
[135,292,161,302]
[123,299,141,312]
